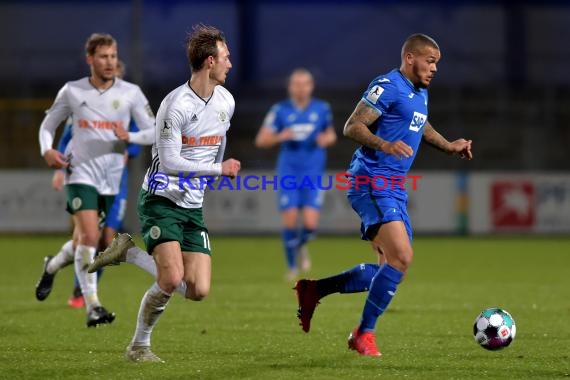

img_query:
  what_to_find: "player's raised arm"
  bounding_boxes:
[422,121,473,159]
[316,102,337,148]
[39,84,72,168]
[316,125,337,148]
[254,126,293,149]
[344,100,413,159]
[254,106,293,149]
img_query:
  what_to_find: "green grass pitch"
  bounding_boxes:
[0,235,569,379]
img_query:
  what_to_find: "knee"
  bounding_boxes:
[390,249,413,272]
[159,274,183,295]
[184,283,210,301]
[79,230,99,247]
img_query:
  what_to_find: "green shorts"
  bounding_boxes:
[138,190,211,256]
[65,184,115,223]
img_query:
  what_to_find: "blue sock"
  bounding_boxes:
[282,229,298,270]
[316,263,379,298]
[359,264,404,332]
[298,227,316,247]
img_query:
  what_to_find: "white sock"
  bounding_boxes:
[126,246,157,277]
[74,244,100,311]
[132,282,171,347]
[46,240,74,274]
[125,246,187,297]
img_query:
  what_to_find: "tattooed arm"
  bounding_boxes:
[344,100,413,159]
[422,121,452,153]
[423,121,473,159]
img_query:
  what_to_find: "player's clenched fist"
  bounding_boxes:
[43,149,68,169]
[380,140,414,160]
[448,139,473,160]
[221,158,241,178]
[51,170,65,191]
[114,124,130,141]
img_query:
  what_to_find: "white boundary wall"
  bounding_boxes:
[2,170,568,234]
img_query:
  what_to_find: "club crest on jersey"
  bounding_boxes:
[218,110,228,123]
[409,111,427,132]
[309,112,318,122]
[366,85,384,104]
[112,100,120,110]
[161,119,173,138]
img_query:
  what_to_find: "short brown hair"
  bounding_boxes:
[85,33,116,56]
[401,33,439,60]
[186,24,226,72]
[288,68,313,83]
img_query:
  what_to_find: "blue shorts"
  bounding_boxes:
[106,167,129,231]
[347,192,412,242]
[277,173,324,211]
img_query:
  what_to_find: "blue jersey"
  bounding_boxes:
[347,69,428,200]
[56,123,73,154]
[266,98,332,175]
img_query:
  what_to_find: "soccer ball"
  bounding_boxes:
[473,307,516,350]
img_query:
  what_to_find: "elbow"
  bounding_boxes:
[254,136,269,149]
[161,163,176,175]
[158,154,177,175]
[330,132,338,145]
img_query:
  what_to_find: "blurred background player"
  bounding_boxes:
[36,33,155,327]
[294,34,472,356]
[255,68,336,280]
[50,60,143,309]
[87,24,241,362]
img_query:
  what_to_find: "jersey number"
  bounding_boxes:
[200,231,211,250]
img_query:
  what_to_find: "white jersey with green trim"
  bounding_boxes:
[38,77,155,195]
[142,82,234,209]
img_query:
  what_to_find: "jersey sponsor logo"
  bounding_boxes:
[218,110,228,123]
[290,123,316,141]
[78,119,124,130]
[377,78,391,83]
[309,112,319,122]
[408,111,427,132]
[190,113,199,123]
[181,135,224,146]
[366,85,384,104]
[408,93,414,99]
[160,119,172,138]
[112,100,120,110]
